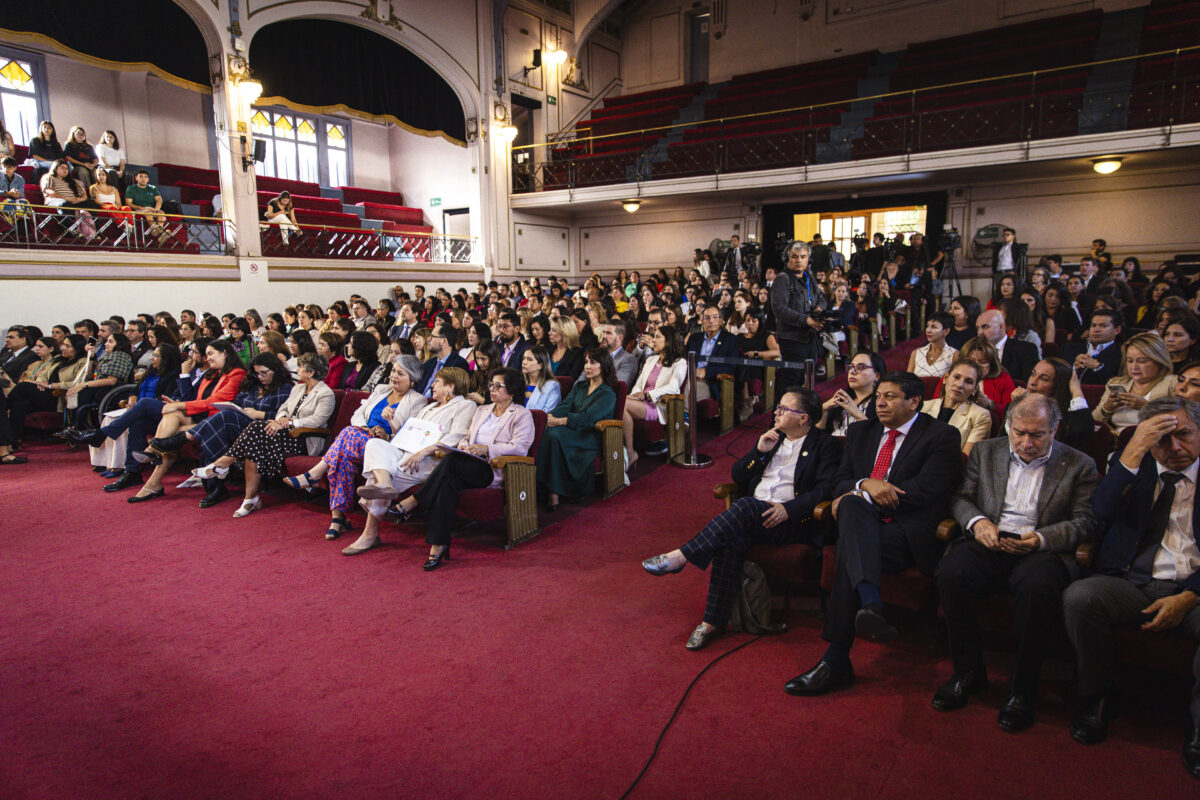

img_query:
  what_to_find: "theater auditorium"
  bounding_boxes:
[3,0,1200,797]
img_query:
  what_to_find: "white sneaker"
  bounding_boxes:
[193,462,230,480]
[232,497,261,518]
[177,475,204,489]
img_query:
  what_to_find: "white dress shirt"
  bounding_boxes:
[994,333,1008,363]
[968,448,1052,548]
[996,242,1013,271]
[754,434,806,504]
[1130,459,1200,582]
[855,413,920,501]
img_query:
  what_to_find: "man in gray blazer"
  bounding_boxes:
[580,317,637,389]
[933,393,1099,732]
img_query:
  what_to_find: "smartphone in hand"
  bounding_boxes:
[998,530,1020,540]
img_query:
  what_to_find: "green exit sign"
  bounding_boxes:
[430,197,441,207]
[547,95,557,105]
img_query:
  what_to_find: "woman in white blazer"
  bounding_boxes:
[622,325,688,469]
[341,366,477,555]
[354,367,535,570]
[921,358,991,456]
[195,352,336,518]
[281,355,428,540]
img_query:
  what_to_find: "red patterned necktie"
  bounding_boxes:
[870,429,901,481]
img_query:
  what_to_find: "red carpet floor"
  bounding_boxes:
[2,357,1196,798]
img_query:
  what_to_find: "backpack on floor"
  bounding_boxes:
[729,562,786,635]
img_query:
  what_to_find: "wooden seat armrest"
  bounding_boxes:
[595,419,624,431]
[289,427,330,438]
[713,482,739,500]
[493,455,535,469]
[716,373,734,382]
[936,519,961,542]
[1076,542,1097,567]
[814,500,833,522]
[658,393,684,403]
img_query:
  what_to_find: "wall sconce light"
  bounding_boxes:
[499,123,519,142]
[546,48,569,66]
[232,77,264,171]
[523,48,543,78]
[1092,157,1123,175]
[621,199,641,213]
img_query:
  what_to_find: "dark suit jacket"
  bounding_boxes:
[417,353,469,395]
[1000,338,1039,384]
[951,438,1099,557]
[834,413,964,574]
[723,245,752,274]
[1,347,36,383]
[1093,452,1200,593]
[1059,340,1122,384]
[497,336,530,369]
[732,427,842,541]
[685,330,741,394]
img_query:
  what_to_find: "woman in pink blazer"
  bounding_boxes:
[367,367,535,571]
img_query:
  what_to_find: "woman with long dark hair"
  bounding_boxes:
[622,325,687,468]
[1012,357,1092,450]
[537,347,618,510]
[946,295,982,351]
[28,121,63,183]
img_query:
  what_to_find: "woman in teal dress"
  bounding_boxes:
[537,347,617,510]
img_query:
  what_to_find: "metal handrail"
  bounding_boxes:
[515,43,1200,153]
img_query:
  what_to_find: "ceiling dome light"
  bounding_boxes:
[621,199,641,213]
[1092,157,1123,175]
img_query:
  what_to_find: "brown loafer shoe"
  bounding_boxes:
[685,623,725,651]
[357,483,399,500]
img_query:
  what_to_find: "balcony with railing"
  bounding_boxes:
[512,45,1200,195]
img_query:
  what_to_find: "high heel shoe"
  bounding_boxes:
[423,545,450,571]
[232,497,261,518]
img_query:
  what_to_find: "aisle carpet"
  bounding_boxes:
[2,354,1196,798]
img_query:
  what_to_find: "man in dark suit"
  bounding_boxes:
[642,388,841,649]
[495,311,529,369]
[686,306,741,403]
[865,233,887,276]
[770,241,827,388]
[416,325,469,397]
[1,325,36,385]
[1059,308,1124,384]
[723,234,753,277]
[1063,398,1200,777]
[934,394,1099,731]
[388,301,421,342]
[976,309,1038,383]
[1078,256,1103,295]
[785,371,962,696]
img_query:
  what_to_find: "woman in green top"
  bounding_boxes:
[536,347,618,510]
[228,317,258,365]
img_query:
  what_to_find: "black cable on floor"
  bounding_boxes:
[618,635,763,800]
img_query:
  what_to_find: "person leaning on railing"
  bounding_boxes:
[0,157,31,223]
[89,166,134,229]
[40,159,98,240]
[125,169,170,243]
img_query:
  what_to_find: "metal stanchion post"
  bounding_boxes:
[804,358,815,391]
[672,351,713,469]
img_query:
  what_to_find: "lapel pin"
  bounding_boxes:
[801,451,808,457]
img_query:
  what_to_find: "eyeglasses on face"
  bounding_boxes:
[846,363,874,373]
[773,405,806,416]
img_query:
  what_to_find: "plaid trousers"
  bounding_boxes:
[680,496,817,627]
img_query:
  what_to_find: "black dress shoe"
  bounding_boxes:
[855,604,899,643]
[931,670,990,712]
[1184,724,1200,778]
[1070,692,1117,745]
[76,429,108,447]
[104,471,143,492]
[127,487,165,503]
[92,465,106,473]
[997,693,1036,732]
[198,481,230,509]
[423,546,450,571]
[150,432,188,453]
[784,660,855,696]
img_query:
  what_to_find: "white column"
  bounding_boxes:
[209,54,265,277]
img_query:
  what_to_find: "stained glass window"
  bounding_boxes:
[0,50,43,146]
[249,106,349,186]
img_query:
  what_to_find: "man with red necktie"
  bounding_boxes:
[785,371,962,696]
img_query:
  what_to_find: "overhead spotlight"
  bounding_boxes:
[621,199,641,213]
[1092,157,1123,175]
[547,48,569,66]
